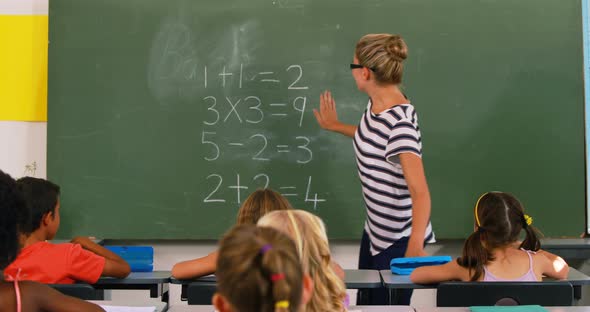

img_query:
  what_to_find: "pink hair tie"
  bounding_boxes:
[271,273,285,282]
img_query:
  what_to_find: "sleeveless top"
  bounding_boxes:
[483,249,538,282]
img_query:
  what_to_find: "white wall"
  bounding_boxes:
[0,1,47,180]
[0,121,46,179]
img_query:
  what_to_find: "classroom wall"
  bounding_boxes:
[0,122,46,179]
[0,0,429,306]
[0,0,48,180]
[3,0,588,308]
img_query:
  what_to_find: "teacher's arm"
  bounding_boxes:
[313,91,357,138]
[400,153,431,257]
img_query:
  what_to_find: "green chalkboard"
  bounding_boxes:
[48,0,586,239]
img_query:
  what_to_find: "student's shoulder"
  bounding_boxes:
[530,250,552,267]
[40,242,96,263]
[16,241,69,258]
[41,242,81,253]
[518,249,551,276]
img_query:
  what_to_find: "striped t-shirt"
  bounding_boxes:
[353,100,435,255]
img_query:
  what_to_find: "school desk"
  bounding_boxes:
[166,305,415,312]
[170,275,216,304]
[170,269,383,303]
[379,268,590,305]
[90,300,167,312]
[379,268,590,290]
[344,269,384,288]
[95,271,171,310]
[170,269,382,289]
[427,239,590,260]
[416,307,590,312]
[542,238,590,260]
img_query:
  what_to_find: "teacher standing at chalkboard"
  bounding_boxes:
[314,34,435,305]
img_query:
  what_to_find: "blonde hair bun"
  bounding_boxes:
[355,33,408,84]
[386,35,408,62]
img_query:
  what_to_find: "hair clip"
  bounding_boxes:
[260,244,272,254]
[275,300,290,309]
[271,273,285,282]
[524,214,533,226]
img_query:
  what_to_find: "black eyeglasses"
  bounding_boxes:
[350,63,376,72]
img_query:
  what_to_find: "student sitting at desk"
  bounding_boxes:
[411,192,569,283]
[0,170,104,311]
[258,210,348,312]
[5,177,130,284]
[172,188,293,279]
[213,224,313,312]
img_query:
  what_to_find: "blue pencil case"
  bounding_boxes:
[390,255,452,275]
[106,246,154,272]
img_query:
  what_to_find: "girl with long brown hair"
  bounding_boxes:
[411,192,569,283]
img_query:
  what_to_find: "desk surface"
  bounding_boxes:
[95,271,171,285]
[344,269,382,288]
[170,275,216,285]
[167,305,415,312]
[542,238,590,249]
[90,300,167,312]
[428,239,590,260]
[416,307,590,312]
[379,267,590,289]
[170,269,382,289]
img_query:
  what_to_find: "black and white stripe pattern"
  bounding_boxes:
[353,100,435,255]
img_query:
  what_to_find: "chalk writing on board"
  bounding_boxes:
[23,161,37,177]
[202,95,306,127]
[200,63,326,209]
[155,59,309,91]
[201,132,313,164]
[204,173,325,209]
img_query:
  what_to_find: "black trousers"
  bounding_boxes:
[356,230,413,305]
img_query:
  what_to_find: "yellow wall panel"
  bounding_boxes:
[0,15,48,121]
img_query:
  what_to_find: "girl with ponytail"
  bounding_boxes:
[213,224,313,312]
[411,192,569,283]
[258,210,348,312]
[172,189,293,280]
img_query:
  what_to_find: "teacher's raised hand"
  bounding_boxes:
[313,90,357,138]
